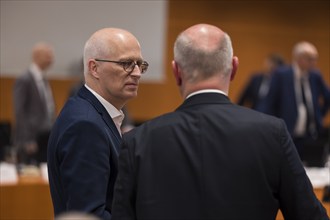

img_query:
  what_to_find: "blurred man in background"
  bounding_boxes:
[237,53,285,111]
[13,42,55,165]
[260,41,330,162]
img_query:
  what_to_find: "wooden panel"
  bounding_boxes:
[0,177,328,220]
[0,76,79,124]
[131,0,330,123]
[0,77,15,123]
[0,177,54,220]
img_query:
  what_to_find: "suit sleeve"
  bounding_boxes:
[316,73,330,116]
[277,120,329,220]
[58,120,111,220]
[112,134,137,220]
[13,78,34,143]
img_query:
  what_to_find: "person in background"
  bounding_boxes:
[47,27,148,220]
[13,42,55,165]
[237,53,285,111]
[260,41,330,159]
[111,24,328,220]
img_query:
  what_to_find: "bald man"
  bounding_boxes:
[47,28,148,219]
[260,41,330,160]
[13,42,55,164]
[112,24,328,220]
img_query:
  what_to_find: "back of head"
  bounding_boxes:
[173,24,233,82]
[32,42,54,71]
[55,211,101,220]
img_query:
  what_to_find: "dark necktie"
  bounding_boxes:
[41,78,55,126]
[300,78,317,138]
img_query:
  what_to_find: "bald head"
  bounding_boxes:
[292,41,318,72]
[83,28,141,76]
[82,27,144,108]
[174,24,233,81]
[174,24,234,82]
[172,24,238,98]
[181,24,227,52]
[32,42,54,71]
[293,41,318,58]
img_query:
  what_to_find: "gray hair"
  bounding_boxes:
[55,211,101,220]
[174,32,233,82]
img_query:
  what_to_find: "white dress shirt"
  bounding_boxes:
[186,89,227,99]
[293,64,314,137]
[84,84,124,136]
[30,63,55,126]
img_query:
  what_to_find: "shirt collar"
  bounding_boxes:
[186,89,227,99]
[293,62,307,80]
[84,84,124,132]
[29,63,44,82]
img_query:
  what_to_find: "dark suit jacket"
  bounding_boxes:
[112,93,328,220]
[13,71,52,146]
[259,66,330,137]
[237,72,268,110]
[48,86,121,220]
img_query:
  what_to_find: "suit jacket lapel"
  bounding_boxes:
[78,86,122,153]
[27,71,44,102]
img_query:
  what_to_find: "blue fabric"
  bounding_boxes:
[48,86,121,220]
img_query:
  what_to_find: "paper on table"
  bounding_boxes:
[40,162,49,183]
[305,167,330,188]
[0,162,18,185]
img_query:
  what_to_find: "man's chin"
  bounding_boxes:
[124,91,138,99]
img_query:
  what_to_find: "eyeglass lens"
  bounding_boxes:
[125,61,148,74]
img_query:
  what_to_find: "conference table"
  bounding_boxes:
[0,171,329,220]
[0,176,53,220]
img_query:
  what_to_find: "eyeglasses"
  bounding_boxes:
[95,58,149,74]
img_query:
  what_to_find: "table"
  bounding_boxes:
[0,177,329,220]
[0,176,53,220]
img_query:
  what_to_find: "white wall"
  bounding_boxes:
[0,0,168,82]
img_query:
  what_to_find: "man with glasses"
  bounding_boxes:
[47,27,148,220]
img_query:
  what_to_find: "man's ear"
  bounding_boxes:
[172,60,182,86]
[89,59,99,79]
[230,56,239,81]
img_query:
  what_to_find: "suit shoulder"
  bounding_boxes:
[14,71,33,84]
[123,112,178,139]
[57,97,103,124]
[235,104,285,127]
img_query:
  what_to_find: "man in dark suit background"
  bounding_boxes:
[260,41,330,160]
[237,53,285,111]
[47,27,149,219]
[13,42,55,165]
[112,24,328,220]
